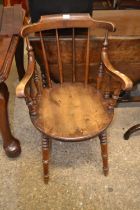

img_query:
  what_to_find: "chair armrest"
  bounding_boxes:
[101,51,133,91]
[16,55,35,98]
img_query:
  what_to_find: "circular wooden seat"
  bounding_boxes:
[33,83,113,141]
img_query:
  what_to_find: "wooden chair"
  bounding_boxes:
[16,14,132,183]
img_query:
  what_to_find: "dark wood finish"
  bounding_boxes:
[0,37,21,157]
[0,5,25,157]
[30,36,140,84]
[0,83,21,157]
[117,0,140,9]
[124,124,140,140]
[16,14,132,182]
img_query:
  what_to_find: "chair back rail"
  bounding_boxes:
[21,14,115,36]
[72,28,76,82]
[56,29,63,84]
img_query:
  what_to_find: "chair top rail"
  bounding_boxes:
[21,13,116,37]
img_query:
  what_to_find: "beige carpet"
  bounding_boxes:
[0,62,140,210]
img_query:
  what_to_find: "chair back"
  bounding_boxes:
[21,14,115,88]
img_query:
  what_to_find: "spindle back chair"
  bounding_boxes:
[16,14,132,183]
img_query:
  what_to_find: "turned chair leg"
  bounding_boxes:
[0,83,21,158]
[124,124,140,140]
[99,131,109,176]
[42,135,51,183]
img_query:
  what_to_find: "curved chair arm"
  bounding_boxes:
[16,55,35,98]
[101,51,133,91]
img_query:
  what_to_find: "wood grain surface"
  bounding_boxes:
[36,83,113,141]
[92,10,140,37]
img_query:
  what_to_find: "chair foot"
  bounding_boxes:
[103,168,109,176]
[4,137,21,158]
[42,135,50,183]
[44,175,49,184]
[124,124,140,140]
[99,131,109,176]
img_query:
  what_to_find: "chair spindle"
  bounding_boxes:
[97,62,104,90]
[72,28,76,82]
[25,37,37,116]
[103,30,109,51]
[102,30,110,99]
[34,64,42,97]
[104,75,111,99]
[85,28,90,86]
[40,31,52,88]
[56,29,63,84]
